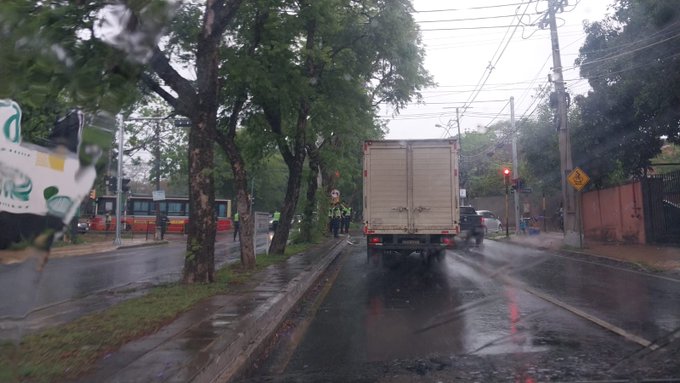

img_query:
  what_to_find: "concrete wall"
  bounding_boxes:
[581,181,646,244]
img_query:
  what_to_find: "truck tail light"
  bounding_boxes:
[441,237,452,245]
[369,236,382,244]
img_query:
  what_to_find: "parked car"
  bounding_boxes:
[477,210,503,235]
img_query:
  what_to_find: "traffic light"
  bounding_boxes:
[503,168,511,185]
[106,176,117,193]
[89,189,96,200]
[122,178,131,192]
[516,178,524,191]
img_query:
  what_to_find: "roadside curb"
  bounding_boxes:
[193,238,348,383]
[117,240,169,250]
[554,248,680,280]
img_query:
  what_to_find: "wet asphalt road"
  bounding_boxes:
[241,238,680,382]
[0,235,240,319]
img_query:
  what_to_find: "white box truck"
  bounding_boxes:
[363,139,460,261]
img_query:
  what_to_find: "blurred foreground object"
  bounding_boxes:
[0,100,114,265]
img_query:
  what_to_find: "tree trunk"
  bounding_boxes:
[218,127,256,269]
[182,2,221,283]
[269,110,309,254]
[300,145,321,242]
[182,113,216,283]
[235,188,255,268]
[269,152,305,254]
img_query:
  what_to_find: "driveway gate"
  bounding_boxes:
[643,170,680,244]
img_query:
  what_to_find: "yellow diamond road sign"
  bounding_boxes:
[567,167,590,191]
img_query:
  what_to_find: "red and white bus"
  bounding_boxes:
[86,195,232,233]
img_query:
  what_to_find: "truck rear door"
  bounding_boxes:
[411,142,457,232]
[365,143,409,231]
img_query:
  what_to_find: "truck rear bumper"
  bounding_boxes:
[366,233,455,250]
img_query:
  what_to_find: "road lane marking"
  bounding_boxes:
[448,251,659,351]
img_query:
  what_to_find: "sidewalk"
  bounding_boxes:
[502,231,680,273]
[75,236,349,383]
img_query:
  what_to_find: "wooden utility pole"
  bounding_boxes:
[456,107,464,205]
[548,0,578,245]
[510,97,520,234]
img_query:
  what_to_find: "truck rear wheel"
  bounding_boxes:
[475,234,484,245]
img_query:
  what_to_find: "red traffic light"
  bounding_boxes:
[503,168,510,176]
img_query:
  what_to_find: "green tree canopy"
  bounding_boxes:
[575,0,680,179]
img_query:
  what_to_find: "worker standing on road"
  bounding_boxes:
[342,203,352,234]
[233,212,240,241]
[332,203,343,238]
[272,210,281,232]
[160,213,168,240]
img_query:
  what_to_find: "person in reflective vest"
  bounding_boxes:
[272,210,281,232]
[328,207,334,234]
[331,204,343,238]
[342,203,352,234]
[233,212,239,241]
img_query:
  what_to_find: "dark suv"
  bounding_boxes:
[459,206,484,245]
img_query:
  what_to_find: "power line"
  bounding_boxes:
[425,99,511,105]
[482,99,512,129]
[424,31,583,50]
[576,29,680,70]
[575,20,680,58]
[565,49,680,80]
[460,0,533,119]
[421,24,537,32]
[413,2,529,13]
[416,13,538,24]
[460,82,550,160]
[514,35,586,111]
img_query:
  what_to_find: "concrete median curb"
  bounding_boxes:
[194,238,348,383]
[117,240,169,250]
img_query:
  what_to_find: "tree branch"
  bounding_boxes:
[148,47,196,112]
[225,94,247,140]
[212,0,246,39]
[141,73,184,113]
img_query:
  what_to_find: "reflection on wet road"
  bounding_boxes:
[0,237,240,319]
[470,240,680,343]
[242,238,680,382]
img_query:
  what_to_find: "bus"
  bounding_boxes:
[86,195,232,234]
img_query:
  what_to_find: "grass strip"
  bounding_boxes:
[0,241,316,383]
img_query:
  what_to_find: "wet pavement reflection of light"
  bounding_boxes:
[472,240,680,342]
[243,238,680,382]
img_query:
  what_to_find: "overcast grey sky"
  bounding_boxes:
[383,0,614,139]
